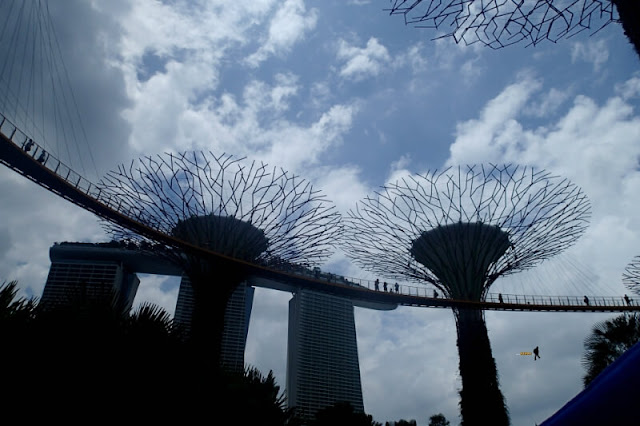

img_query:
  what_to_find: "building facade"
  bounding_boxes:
[42,251,140,312]
[287,289,364,419]
[44,242,375,419]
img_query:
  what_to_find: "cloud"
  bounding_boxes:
[615,74,640,100]
[447,74,542,164]
[524,87,573,118]
[0,168,104,298]
[133,274,180,315]
[245,0,318,67]
[446,74,640,291]
[310,164,371,213]
[571,39,610,72]
[337,37,392,81]
[147,73,359,172]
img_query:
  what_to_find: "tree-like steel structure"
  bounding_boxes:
[341,164,590,426]
[98,151,341,368]
[385,0,626,50]
[622,256,640,296]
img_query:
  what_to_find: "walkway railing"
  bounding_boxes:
[0,112,139,216]
[1,112,638,313]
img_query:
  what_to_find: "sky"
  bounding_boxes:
[1,1,639,425]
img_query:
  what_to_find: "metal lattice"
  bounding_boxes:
[386,0,618,48]
[341,164,591,299]
[97,151,342,268]
[623,256,640,296]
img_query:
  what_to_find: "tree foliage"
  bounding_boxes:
[582,313,640,386]
[428,413,451,426]
[310,402,381,426]
[2,279,304,423]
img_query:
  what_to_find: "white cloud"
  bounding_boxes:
[447,74,640,292]
[571,39,610,72]
[524,87,572,118]
[615,74,640,100]
[310,164,370,214]
[0,169,105,298]
[447,74,542,164]
[386,154,413,186]
[337,37,391,81]
[245,0,318,67]
[132,275,180,316]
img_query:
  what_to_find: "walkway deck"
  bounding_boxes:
[2,112,638,314]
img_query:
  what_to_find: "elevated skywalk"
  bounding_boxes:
[2,113,639,314]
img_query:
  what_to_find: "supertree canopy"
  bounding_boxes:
[385,0,621,49]
[622,256,640,296]
[98,151,341,367]
[341,164,590,426]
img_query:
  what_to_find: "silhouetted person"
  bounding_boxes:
[394,283,399,293]
[37,150,46,163]
[23,139,34,152]
[383,282,388,292]
[584,296,589,306]
[533,346,540,361]
[498,293,504,303]
[624,294,631,306]
[374,279,379,291]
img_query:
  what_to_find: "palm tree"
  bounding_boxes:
[0,280,38,368]
[582,313,640,386]
[0,280,37,326]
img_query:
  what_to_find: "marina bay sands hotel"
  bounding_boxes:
[41,242,396,419]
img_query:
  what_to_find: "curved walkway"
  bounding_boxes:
[1,113,638,314]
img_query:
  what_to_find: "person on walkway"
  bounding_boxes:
[533,346,540,361]
[383,282,388,292]
[394,283,399,293]
[584,295,590,306]
[624,294,631,306]
[498,293,504,303]
[23,139,34,152]
[374,279,379,291]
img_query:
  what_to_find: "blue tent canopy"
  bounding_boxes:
[541,341,640,425]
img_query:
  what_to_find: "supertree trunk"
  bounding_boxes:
[98,152,342,372]
[455,308,509,426]
[185,264,244,370]
[341,165,590,426]
[612,0,640,59]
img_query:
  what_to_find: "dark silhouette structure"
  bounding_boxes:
[385,1,638,54]
[98,151,341,368]
[581,313,640,387]
[341,165,590,425]
[622,255,640,296]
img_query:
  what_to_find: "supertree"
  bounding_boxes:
[384,1,639,54]
[340,164,590,426]
[622,256,640,298]
[97,151,341,368]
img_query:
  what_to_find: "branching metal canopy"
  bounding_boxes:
[622,256,640,295]
[98,151,341,267]
[386,0,618,48]
[342,164,591,298]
